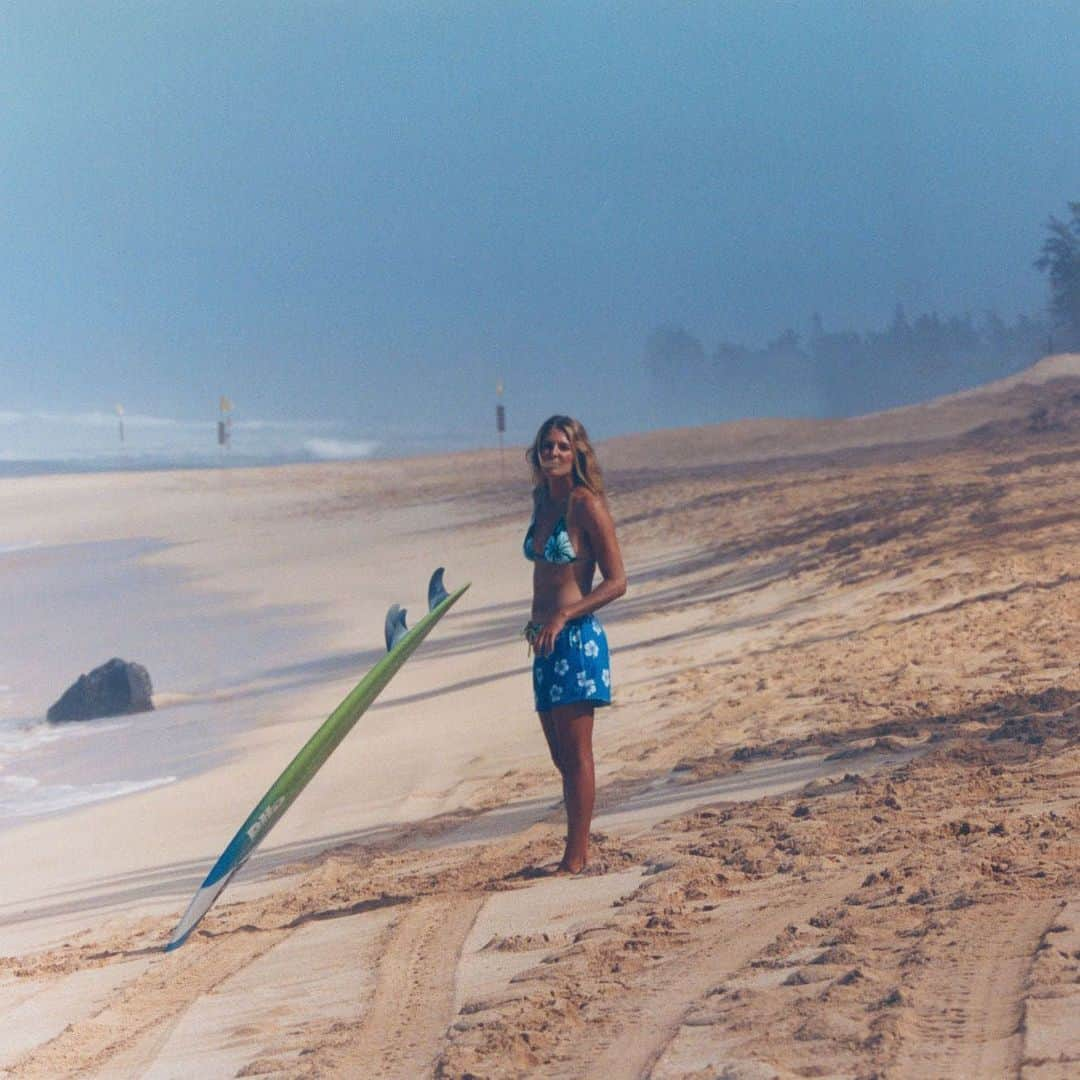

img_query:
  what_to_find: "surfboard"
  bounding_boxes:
[165,568,469,950]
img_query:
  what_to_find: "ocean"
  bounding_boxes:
[0,411,488,825]
[0,409,483,479]
[0,538,320,827]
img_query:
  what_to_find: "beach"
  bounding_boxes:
[1,356,1078,1078]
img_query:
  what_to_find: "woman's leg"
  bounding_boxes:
[538,710,563,776]
[539,709,572,824]
[551,702,595,872]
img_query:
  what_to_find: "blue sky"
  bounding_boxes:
[1,2,1077,456]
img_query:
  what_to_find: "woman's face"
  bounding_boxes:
[538,426,574,481]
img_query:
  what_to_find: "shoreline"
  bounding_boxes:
[0,536,332,831]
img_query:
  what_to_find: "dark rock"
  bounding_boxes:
[47,658,154,723]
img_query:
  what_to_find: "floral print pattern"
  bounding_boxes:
[531,614,612,712]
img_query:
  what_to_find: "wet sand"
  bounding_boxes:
[0,355,1078,1077]
[0,537,324,827]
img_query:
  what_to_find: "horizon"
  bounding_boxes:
[2,2,1078,459]
[3,348,1075,480]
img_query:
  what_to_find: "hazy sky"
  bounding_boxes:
[2,1,1077,454]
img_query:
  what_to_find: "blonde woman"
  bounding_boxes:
[523,416,626,873]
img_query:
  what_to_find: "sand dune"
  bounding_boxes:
[0,356,1077,1077]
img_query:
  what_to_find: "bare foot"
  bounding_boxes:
[507,857,588,880]
[556,858,587,875]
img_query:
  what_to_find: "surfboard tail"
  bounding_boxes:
[384,604,408,651]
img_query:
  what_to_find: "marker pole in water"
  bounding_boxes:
[165,568,468,950]
[495,378,506,480]
[217,396,232,455]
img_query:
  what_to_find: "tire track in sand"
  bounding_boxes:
[6,817,546,1078]
[9,929,288,1079]
[578,871,864,1080]
[891,900,1058,1079]
[305,893,483,1079]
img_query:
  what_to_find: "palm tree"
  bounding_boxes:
[1035,202,1080,348]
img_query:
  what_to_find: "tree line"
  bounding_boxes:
[645,202,1080,425]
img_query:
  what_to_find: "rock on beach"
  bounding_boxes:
[46,658,154,723]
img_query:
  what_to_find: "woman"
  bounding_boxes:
[524,416,626,873]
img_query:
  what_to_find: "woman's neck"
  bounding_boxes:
[545,477,574,503]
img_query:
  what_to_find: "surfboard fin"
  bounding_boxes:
[428,567,449,611]
[384,604,408,651]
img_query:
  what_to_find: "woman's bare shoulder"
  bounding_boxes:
[570,487,610,522]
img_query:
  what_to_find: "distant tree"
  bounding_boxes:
[712,340,751,373]
[809,314,868,415]
[643,325,721,425]
[640,298,1047,427]
[712,331,811,414]
[888,303,912,345]
[765,328,804,355]
[980,309,1046,377]
[643,325,707,380]
[1034,202,1080,347]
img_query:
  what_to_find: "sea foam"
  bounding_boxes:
[0,773,176,819]
[0,541,42,556]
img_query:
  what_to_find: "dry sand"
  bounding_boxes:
[1,356,1078,1078]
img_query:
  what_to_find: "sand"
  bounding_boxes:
[1,355,1078,1078]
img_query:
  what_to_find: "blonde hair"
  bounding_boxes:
[526,415,605,498]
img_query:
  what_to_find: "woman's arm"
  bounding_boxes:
[534,491,626,656]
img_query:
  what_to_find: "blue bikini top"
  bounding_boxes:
[524,503,581,565]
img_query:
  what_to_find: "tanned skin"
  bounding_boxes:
[530,426,626,872]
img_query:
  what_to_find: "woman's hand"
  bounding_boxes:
[535,610,568,657]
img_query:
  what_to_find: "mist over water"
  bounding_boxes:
[1,3,1077,464]
[0,410,468,476]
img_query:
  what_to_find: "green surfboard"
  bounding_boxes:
[165,568,469,950]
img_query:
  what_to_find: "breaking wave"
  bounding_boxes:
[303,437,381,460]
[0,773,176,819]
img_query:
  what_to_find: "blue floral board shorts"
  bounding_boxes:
[532,614,612,713]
